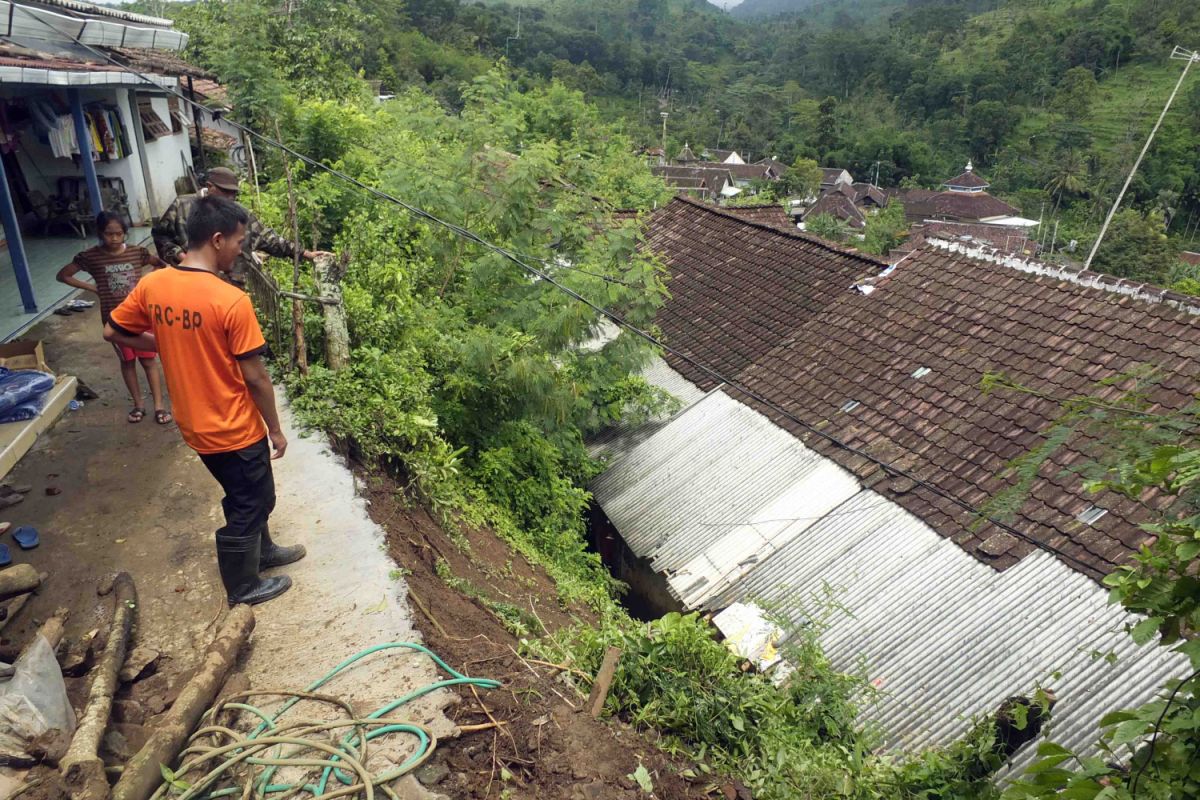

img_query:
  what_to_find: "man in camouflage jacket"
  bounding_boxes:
[152,167,326,287]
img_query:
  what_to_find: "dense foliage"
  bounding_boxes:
[532,610,1015,800]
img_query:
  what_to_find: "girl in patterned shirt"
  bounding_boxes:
[57,212,172,425]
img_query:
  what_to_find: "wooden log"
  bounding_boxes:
[313,253,350,371]
[111,605,255,800]
[61,573,136,800]
[587,646,623,719]
[0,564,41,603]
[20,606,69,659]
[0,572,48,634]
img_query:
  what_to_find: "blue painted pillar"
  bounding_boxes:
[0,155,37,313]
[68,89,103,216]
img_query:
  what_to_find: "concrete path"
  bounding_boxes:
[3,307,453,797]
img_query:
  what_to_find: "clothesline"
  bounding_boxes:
[21,95,130,161]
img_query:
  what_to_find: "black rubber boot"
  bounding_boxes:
[260,525,306,569]
[216,529,292,606]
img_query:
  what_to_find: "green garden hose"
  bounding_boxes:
[151,642,501,800]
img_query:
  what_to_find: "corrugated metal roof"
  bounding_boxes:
[587,355,708,466]
[2,1,187,51]
[591,394,1190,761]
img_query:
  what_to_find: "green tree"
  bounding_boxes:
[1045,150,1088,216]
[1090,208,1179,285]
[1054,66,1098,121]
[816,96,839,157]
[785,157,824,200]
[966,100,1016,162]
[861,201,908,255]
[805,212,850,243]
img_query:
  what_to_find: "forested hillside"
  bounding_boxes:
[188,0,1197,278]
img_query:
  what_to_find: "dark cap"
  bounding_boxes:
[205,167,240,192]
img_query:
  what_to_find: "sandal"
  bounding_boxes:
[128,407,145,424]
[155,410,173,425]
[12,526,38,550]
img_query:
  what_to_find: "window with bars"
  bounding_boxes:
[137,100,171,140]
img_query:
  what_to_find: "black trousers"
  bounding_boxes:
[199,437,276,541]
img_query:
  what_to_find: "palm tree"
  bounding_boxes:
[1045,150,1087,216]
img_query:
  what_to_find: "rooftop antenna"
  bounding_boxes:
[1084,46,1198,271]
[505,8,521,60]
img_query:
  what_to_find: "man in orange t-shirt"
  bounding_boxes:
[105,196,304,606]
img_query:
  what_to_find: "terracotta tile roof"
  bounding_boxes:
[754,157,790,174]
[909,220,1036,256]
[728,242,1200,579]
[944,168,991,189]
[704,147,738,162]
[693,161,779,181]
[0,42,119,72]
[805,190,867,228]
[645,196,886,391]
[850,182,887,207]
[107,47,213,79]
[901,189,1020,222]
[652,165,734,196]
[195,127,237,150]
[0,53,118,71]
[721,203,795,232]
[189,78,228,105]
[820,167,852,185]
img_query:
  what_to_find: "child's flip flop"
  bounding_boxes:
[12,526,38,550]
[0,543,10,567]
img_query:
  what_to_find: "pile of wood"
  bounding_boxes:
[0,572,255,800]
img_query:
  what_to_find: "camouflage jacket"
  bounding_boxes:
[151,189,301,282]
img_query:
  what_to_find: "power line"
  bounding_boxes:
[10,13,1109,578]
[1083,46,1199,271]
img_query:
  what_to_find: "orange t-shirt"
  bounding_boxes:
[109,266,268,454]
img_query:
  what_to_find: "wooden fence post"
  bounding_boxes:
[313,252,350,371]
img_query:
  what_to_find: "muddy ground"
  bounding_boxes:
[360,470,719,800]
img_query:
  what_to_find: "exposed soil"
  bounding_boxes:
[359,468,715,800]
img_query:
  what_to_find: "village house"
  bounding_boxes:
[896,162,1037,227]
[820,166,853,189]
[656,145,786,200]
[589,197,1191,767]
[798,180,888,230]
[0,0,200,341]
[701,145,745,165]
[651,164,739,200]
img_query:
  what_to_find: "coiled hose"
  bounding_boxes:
[150,642,501,800]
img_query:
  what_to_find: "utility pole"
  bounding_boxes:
[1084,46,1198,271]
[505,8,521,60]
[660,111,669,158]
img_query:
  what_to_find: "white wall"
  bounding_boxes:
[134,92,193,218]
